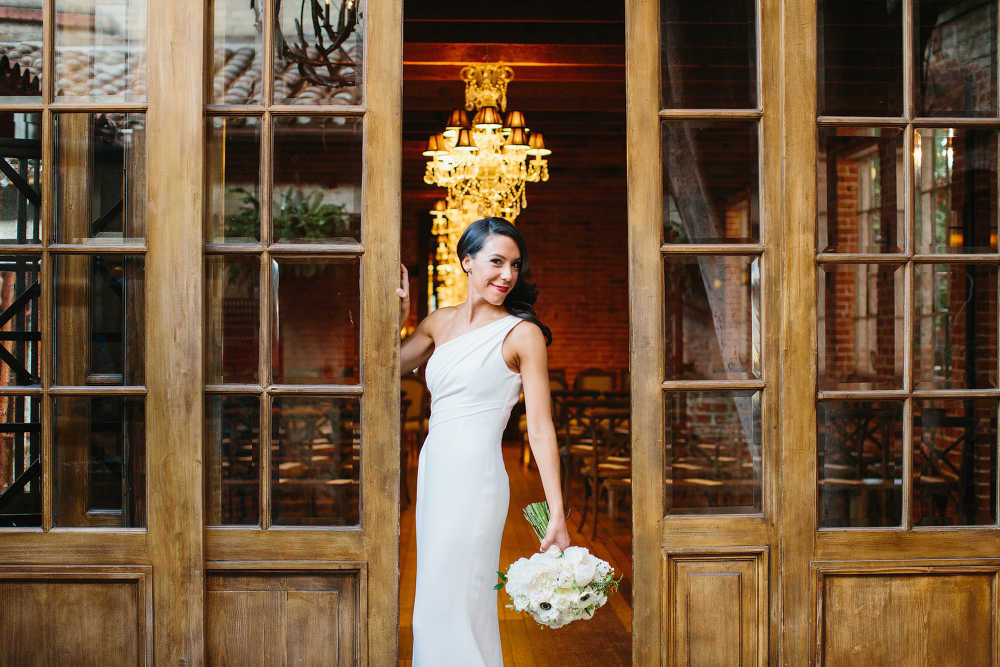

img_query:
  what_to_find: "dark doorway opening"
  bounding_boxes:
[398,1,631,663]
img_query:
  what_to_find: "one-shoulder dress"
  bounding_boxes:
[411,315,523,667]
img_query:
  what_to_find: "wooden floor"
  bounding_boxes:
[399,443,633,665]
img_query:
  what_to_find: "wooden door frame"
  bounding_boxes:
[778,0,818,664]
[360,0,404,661]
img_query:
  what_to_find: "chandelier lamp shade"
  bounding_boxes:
[424,63,553,308]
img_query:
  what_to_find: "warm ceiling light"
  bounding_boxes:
[504,127,530,149]
[423,134,442,156]
[504,110,526,129]
[473,105,503,129]
[443,108,470,138]
[527,131,551,156]
[453,127,477,151]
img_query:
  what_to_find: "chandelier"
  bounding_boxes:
[423,63,552,308]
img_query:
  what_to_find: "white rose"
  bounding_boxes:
[595,560,611,579]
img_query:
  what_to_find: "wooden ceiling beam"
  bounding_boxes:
[403,43,624,65]
[404,0,623,22]
[404,22,624,46]
[404,63,623,83]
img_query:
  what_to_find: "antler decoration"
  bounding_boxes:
[256,0,361,88]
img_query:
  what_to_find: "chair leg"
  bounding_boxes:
[560,454,573,516]
[590,481,599,539]
[577,477,589,533]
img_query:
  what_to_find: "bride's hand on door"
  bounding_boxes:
[397,262,410,330]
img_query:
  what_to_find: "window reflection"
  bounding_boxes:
[0,112,41,244]
[916,0,998,117]
[0,394,41,527]
[818,264,903,390]
[272,257,359,385]
[818,127,904,254]
[273,0,362,105]
[665,391,762,514]
[205,256,260,384]
[271,395,360,526]
[0,4,42,102]
[207,117,261,243]
[664,256,760,380]
[54,113,146,243]
[662,120,759,244]
[54,254,145,386]
[915,264,997,389]
[819,0,903,116]
[206,395,260,526]
[0,255,39,387]
[272,116,362,243]
[55,0,147,101]
[53,396,145,528]
[818,400,903,528]
[914,128,998,254]
[212,0,263,104]
[660,0,756,109]
[913,399,996,527]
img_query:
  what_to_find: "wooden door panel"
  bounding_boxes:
[816,564,998,667]
[206,569,361,667]
[0,567,150,667]
[664,548,768,667]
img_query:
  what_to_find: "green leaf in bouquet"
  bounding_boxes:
[494,570,507,591]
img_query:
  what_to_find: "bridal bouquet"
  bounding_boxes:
[495,502,619,629]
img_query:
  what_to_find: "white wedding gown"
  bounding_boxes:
[412,315,524,666]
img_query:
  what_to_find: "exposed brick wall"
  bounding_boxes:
[920,2,997,115]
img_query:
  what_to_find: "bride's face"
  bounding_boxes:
[462,234,521,306]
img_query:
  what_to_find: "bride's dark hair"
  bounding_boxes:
[456,217,552,346]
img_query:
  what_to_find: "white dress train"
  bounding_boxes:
[412,315,523,667]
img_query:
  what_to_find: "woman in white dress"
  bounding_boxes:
[398,217,570,666]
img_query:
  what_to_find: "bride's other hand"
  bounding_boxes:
[540,515,570,552]
[397,262,410,329]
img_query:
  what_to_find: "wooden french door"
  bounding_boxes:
[627,0,777,663]
[0,0,402,663]
[629,0,1000,664]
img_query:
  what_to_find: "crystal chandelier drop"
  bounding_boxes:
[424,63,552,309]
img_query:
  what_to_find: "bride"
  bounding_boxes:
[398,217,570,666]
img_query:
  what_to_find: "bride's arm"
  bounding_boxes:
[398,263,436,374]
[513,323,571,552]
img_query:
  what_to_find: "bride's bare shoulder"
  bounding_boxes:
[420,306,458,342]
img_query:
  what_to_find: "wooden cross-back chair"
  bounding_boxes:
[517,370,572,467]
[573,367,618,392]
[575,400,632,538]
